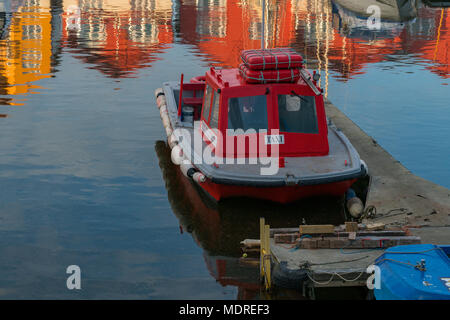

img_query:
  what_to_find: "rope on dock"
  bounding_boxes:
[305,255,371,266]
[306,269,368,286]
[307,246,443,285]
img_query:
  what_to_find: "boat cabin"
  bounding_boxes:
[177,50,328,160]
[160,49,367,203]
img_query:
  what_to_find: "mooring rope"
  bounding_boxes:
[306,269,368,286]
[303,246,443,286]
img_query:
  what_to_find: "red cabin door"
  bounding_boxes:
[269,86,329,157]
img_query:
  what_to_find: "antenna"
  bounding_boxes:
[261,0,265,49]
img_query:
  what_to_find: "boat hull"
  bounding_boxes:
[374,244,450,300]
[198,177,357,203]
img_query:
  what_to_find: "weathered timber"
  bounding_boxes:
[366,222,386,231]
[299,225,335,235]
[273,230,408,244]
[298,236,421,249]
[345,222,359,232]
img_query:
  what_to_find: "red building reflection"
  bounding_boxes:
[61,0,173,78]
[177,0,448,83]
[58,0,448,83]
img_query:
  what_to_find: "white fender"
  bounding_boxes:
[171,145,183,165]
[347,197,364,218]
[192,172,206,184]
[168,134,178,149]
[156,95,166,109]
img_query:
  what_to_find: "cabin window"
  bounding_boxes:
[227,95,268,132]
[209,90,221,128]
[202,85,213,121]
[277,94,318,134]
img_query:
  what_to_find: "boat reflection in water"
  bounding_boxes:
[331,0,418,39]
[155,140,348,299]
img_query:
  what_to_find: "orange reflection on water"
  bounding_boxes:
[182,0,449,82]
[0,0,448,110]
[61,0,173,78]
[0,1,52,105]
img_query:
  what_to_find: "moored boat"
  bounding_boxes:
[154,47,368,203]
[374,244,450,300]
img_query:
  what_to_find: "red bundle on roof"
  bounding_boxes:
[240,48,303,70]
[239,64,301,84]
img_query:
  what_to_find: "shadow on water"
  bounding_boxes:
[155,140,368,299]
[155,140,347,257]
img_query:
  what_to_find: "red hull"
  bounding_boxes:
[198,178,357,204]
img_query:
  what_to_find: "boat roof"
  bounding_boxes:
[206,67,313,91]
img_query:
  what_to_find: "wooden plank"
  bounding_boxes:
[345,222,359,232]
[242,248,260,254]
[269,228,298,236]
[260,218,265,278]
[317,239,330,248]
[338,231,406,237]
[270,227,405,237]
[274,233,298,243]
[270,230,408,245]
[300,238,317,249]
[264,224,271,290]
[299,225,335,235]
[366,222,385,231]
[326,236,421,249]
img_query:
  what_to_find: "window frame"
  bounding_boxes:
[227,94,270,133]
[277,93,319,134]
[209,90,221,128]
[201,84,214,123]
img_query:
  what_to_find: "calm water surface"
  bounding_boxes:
[0,0,448,299]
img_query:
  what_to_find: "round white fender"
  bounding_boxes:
[347,197,364,218]
[171,145,184,165]
[192,172,206,184]
[168,134,178,149]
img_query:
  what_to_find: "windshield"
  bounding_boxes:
[209,90,220,128]
[228,95,268,132]
[278,94,318,133]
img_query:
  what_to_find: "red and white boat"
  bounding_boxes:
[154,48,367,204]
